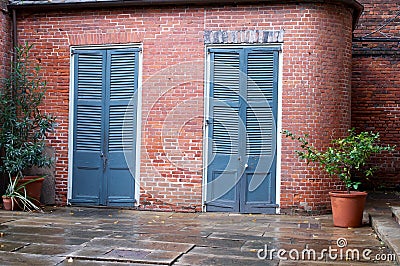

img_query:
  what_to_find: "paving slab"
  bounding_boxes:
[85,238,194,253]
[14,243,81,256]
[208,232,266,241]
[0,240,28,252]
[175,253,279,266]
[69,247,183,264]
[2,225,67,235]
[0,233,90,245]
[150,234,246,248]
[189,246,261,258]
[0,251,64,265]
[58,259,155,266]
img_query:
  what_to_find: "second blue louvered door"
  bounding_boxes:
[206,47,279,214]
[71,47,139,207]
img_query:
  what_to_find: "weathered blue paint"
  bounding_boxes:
[206,47,279,213]
[71,47,139,207]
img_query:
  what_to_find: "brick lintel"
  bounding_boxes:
[204,29,284,45]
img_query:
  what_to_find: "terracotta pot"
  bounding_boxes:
[17,176,45,205]
[329,191,367,228]
[2,196,17,211]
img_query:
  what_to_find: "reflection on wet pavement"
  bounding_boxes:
[0,207,395,265]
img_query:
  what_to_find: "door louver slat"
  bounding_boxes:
[213,53,240,103]
[212,51,240,156]
[77,54,103,100]
[110,52,136,100]
[212,106,239,154]
[247,52,274,102]
[246,107,273,155]
[108,50,137,152]
[75,52,103,153]
[76,106,102,152]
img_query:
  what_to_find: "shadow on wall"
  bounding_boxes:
[25,147,56,205]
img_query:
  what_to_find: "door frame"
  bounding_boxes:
[202,44,283,213]
[67,43,143,206]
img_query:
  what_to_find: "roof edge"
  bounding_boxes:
[8,0,363,30]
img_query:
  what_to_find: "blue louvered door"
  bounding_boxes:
[206,50,242,212]
[242,48,278,213]
[71,50,104,205]
[71,48,139,207]
[206,47,279,213]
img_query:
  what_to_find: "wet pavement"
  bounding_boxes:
[0,207,397,265]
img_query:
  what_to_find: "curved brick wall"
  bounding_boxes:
[15,1,354,213]
[279,5,354,214]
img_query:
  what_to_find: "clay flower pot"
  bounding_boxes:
[2,196,17,211]
[16,176,45,206]
[329,191,368,228]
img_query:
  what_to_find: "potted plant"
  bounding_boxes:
[0,43,55,210]
[283,129,395,227]
[2,173,41,211]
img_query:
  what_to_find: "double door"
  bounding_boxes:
[71,47,139,206]
[206,47,279,213]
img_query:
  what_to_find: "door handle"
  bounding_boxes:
[244,163,249,169]
[104,156,108,171]
[100,152,107,171]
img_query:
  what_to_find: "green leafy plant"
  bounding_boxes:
[0,43,55,210]
[283,129,395,192]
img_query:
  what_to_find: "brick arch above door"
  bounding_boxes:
[68,30,146,46]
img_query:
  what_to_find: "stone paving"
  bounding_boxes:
[0,207,397,265]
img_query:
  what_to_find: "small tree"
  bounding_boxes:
[0,43,55,207]
[283,129,395,192]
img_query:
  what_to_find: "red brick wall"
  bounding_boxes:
[278,4,353,213]
[352,0,400,188]
[16,2,355,213]
[0,1,11,83]
[0,0,11,195]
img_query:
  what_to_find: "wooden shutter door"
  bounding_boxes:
[206,49,243,212]
[206,47,279,213]
[71,50,106,204]
[105,48,139,206]
[71,47,139,207]
[242,48,279,213]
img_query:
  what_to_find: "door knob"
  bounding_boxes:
[244,163,249,168]
[100,152,107,170]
